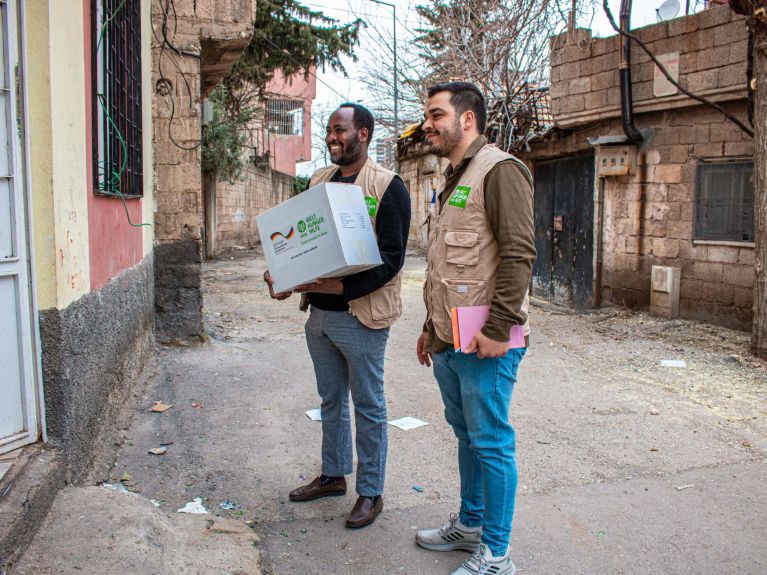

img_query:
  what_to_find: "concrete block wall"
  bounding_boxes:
[398,143,448,249]
[213,166,294,252]
[549,6,748,128]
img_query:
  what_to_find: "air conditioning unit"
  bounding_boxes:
[650,265,681,319]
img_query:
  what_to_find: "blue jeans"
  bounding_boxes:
[432,347,526,557]
[304,307,389,497]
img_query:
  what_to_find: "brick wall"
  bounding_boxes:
[524,5,755,329]
[212,166,294,253]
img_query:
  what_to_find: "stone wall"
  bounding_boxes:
[526,5,755,328]
[210,166,294,254]
[151,1,254,342]
[398,143,448,249]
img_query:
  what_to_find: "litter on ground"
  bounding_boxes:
[148,447,167,455]
[660,359,686,368]
[305,408,322,421]
[388,417,429,431]
[177,497,209,514]
[219,498,242,511]
[412,485,424,492]
[150,402,173,413]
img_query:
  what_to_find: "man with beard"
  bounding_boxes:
[414,82,535,575]
[264,103,410,529]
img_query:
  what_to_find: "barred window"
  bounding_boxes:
[694,160,754,242]
[92,0,143,197]
[266,100,304,136]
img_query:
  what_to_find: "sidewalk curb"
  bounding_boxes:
[0,445,65,571]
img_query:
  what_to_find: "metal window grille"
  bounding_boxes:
[266,100,304,136]
[694,160,754,242]
[92,0,143,197]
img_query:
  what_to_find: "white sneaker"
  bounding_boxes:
[415,513,482,552]
[450,543,516,575]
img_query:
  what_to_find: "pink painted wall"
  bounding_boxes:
[84,0,144,291]
[261,69,316,176]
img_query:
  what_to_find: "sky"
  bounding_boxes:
[296,0,705,175]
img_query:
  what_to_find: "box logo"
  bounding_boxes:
[297,220,307,233]
[448,185,471,209]
[270,227,295,255]
[364,196,378,217]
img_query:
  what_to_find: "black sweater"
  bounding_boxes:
[308,170,411,311]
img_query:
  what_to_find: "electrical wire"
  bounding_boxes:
[95,0,151,228]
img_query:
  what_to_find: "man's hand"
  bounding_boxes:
[462,331,508,359]
[416,332,432,367]
[264,271,292,301]
[293,278,344,295]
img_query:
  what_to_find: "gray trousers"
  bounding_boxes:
[304,307,389,496]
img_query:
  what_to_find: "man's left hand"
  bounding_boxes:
[462,331,508,359]
[294,278,344,295]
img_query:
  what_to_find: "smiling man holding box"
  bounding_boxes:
[265,103,410,529]
[415,82,536,575]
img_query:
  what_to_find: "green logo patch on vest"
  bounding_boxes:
[364,196,379,217]
[448,185,471,209]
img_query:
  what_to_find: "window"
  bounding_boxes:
[265,100,304,136]
[694,160,754,242]
[92,0,143,197]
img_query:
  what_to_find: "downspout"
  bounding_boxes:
[619,0,644,143]
[595,177,605,308]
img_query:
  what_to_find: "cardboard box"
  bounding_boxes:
[257,182,382,293]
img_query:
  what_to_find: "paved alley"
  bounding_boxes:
[15,247,767,575]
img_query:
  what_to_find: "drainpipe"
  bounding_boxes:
[619,0,643,143]
[595,177,606,308]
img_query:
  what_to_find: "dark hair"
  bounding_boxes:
[338,102,375,140]
[426,82,487,133]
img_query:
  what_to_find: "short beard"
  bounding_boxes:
[332,136,363,166]
[427,117,463,157]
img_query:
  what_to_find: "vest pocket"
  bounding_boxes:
[441,278,488,310]
[369,283,400,320]
[444,231,480,266]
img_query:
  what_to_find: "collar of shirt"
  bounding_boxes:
[439,135,487,210]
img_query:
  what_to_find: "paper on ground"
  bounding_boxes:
[660,359,686,368]
[388,417,429,431]
[177,497,209,514]
[305,408,322,421]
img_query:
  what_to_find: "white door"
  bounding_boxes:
[0,0,40,454]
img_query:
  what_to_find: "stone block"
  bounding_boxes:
[681,278,704,300]
[702,283,734,305]
[693,261,723,282]
[591,70,616,92]
[709,122,749,143]
[636,21,669,44]
[585,90,607,110]
[739,248,756,265]
[652,164,683,183]
[668,16,699,37]
[686,69,719,92]
[680,202,694,222]
[679,125,710,144]
[723,264,755,287]
[725,141,754,156]
[729,39,749,65]
[666,202,682,221]
[707,246,739,263]
[560,94,585,114]
[714,21,748,47]
[733,286,753,308]
[719,63,747,88]
[693,143,724,158]
[667,220,692,240]
[570,77,591,95]
[696,5,734,29]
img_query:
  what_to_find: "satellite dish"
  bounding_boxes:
[655,0,680,21]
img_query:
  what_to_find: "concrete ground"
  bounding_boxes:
[13,247,767,575]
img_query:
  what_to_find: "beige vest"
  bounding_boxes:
[425,144,532,343]
[301,157,403,330]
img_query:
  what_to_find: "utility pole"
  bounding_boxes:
[370,0,398,169]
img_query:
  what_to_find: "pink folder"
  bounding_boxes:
[452,305,526,352]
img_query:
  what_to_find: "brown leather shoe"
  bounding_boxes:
[289,476,347,502]
[345,496,383,529]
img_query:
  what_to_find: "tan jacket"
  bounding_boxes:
[300,157,403,329]
[425,144,531,343]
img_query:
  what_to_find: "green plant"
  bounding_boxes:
[201,85,256,184]
[293,175,311,195]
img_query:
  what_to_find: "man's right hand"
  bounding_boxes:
[264,271,292,301]
[416,332,432,367]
